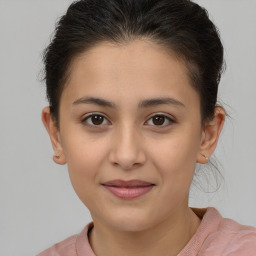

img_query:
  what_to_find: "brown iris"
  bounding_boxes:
[91,115,104,125]
[152,115,165,125]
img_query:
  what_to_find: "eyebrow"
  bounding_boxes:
[72,96,185,108]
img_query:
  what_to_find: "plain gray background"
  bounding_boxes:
[0,0,256,255]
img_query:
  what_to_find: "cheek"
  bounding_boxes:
[62,128,108,168]
[149,128,201,184]
[147,132,200,213]
[61,132,108,202]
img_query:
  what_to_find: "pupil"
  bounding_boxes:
[92,115,103,125]
[153,116,164,125]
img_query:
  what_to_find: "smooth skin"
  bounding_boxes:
[42,40,225,256]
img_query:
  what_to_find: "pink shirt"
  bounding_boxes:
[37,207,256,256]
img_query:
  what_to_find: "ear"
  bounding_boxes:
[42,106,66,165]
[197,107,225,164]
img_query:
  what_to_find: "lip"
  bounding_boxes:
[102,179,155,199]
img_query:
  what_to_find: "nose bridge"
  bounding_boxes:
[109,121,146,169]
[119,122,139,151]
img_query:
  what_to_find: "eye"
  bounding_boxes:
[81,113,110,127]
[145,114,175,127]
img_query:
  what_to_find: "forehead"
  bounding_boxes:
[62,39,199,109]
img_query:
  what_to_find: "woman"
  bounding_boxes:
[37,0,256,255]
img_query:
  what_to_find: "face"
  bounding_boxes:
[46,40,211,232]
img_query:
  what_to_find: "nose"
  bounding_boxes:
[109,123,146,170]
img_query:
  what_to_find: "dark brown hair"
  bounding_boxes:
[43,0,224,127]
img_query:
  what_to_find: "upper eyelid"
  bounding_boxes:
[146,112,175,121]
[82,112,109,120]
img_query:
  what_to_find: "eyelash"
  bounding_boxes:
[81,112,175,129]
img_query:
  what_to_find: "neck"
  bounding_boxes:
[89,207,201,256]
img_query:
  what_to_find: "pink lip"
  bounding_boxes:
[102,179,155,199]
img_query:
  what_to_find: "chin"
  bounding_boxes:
[103,209,157,232]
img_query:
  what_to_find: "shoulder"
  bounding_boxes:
[200,208,256,256]
[36,222,94,256]
[36,234,78,256]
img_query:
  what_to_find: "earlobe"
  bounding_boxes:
[197,107,225,164]
[41,106,66,165]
